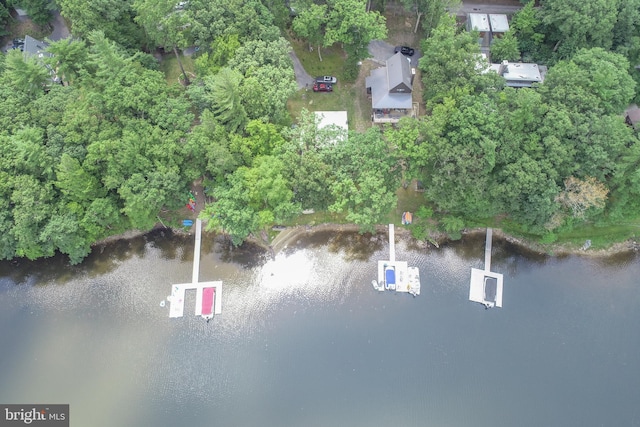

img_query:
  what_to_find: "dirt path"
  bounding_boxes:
[190,179,206,217]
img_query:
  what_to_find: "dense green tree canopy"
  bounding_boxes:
[419,14,504,109]
[3,0,640,262]
[0,31,193,263]
[57,0,143,48]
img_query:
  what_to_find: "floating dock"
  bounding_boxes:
[373,224,421,296]
[169,281,222,318]
[167,218,222,319]
[469,228,503,308]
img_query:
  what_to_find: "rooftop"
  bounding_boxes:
[314,111,348,142]
[23,35,52,59]
[626,107,640,129]
[488,61,543,87]
[365,52,414,110]
[468,13,490,32]
[489,14,509,33]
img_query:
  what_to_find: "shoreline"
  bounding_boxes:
[90,221,640,259]
[249,223,640,259]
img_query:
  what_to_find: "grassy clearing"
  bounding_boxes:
[287,39,374,130]
[486,215,640,251]
[289,36,348,82]
[554,222,640,249]
[385,185,427,224]
[159,53,195,86]
[287,84,361,130]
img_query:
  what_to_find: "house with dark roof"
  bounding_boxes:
[365,52,417,123]
[625,106,640,131]
[23,35,60,84]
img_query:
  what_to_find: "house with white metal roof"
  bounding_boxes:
[468,13,490,33]
[489,14,509,34]
[488,60,544,88]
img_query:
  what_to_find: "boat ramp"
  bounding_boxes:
[372,224,421,296]
[469,228,503,308]
[165,218,222,319]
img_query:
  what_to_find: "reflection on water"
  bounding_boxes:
[1,229,639,427]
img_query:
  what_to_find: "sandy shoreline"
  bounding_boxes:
[92,221,640,259]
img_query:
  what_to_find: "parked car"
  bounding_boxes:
[12,38,24,51]
[313,82,333,92]
[315,76,337,84]
[394,46,415,57]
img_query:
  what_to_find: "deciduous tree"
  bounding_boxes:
[292,3,327,60]
[326,128,400,232]
[490,31,520,62]
[556,176,608,218]
[324,0,387,61]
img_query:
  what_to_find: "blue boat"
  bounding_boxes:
[384,265,396,290]
[182,220,194,227]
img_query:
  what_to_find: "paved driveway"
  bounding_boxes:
[290,39,422,90]
[49,11,70,41]
[289,51,315,89]
[368,40,421,67]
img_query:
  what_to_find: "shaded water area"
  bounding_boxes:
[1,229,640,426]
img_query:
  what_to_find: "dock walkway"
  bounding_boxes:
[484,228,492,272]
[167,218,222,318]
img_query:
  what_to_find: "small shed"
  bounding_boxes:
[315,111,348,142]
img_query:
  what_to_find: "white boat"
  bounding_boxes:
[407,267,421,296]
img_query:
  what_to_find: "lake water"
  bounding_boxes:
[1,229,639,427]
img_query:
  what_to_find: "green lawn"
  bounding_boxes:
[287,84,360,130]
[289,36,348,82]
[159,53,195,86]
[554,222,640,249]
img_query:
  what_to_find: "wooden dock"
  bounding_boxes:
[167,218,222,318]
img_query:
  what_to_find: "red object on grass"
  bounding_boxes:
[202,287,215,316]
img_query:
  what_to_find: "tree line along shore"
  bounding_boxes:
[1,0,640,264]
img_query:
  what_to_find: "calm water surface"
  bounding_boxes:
[0,230,639,427]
